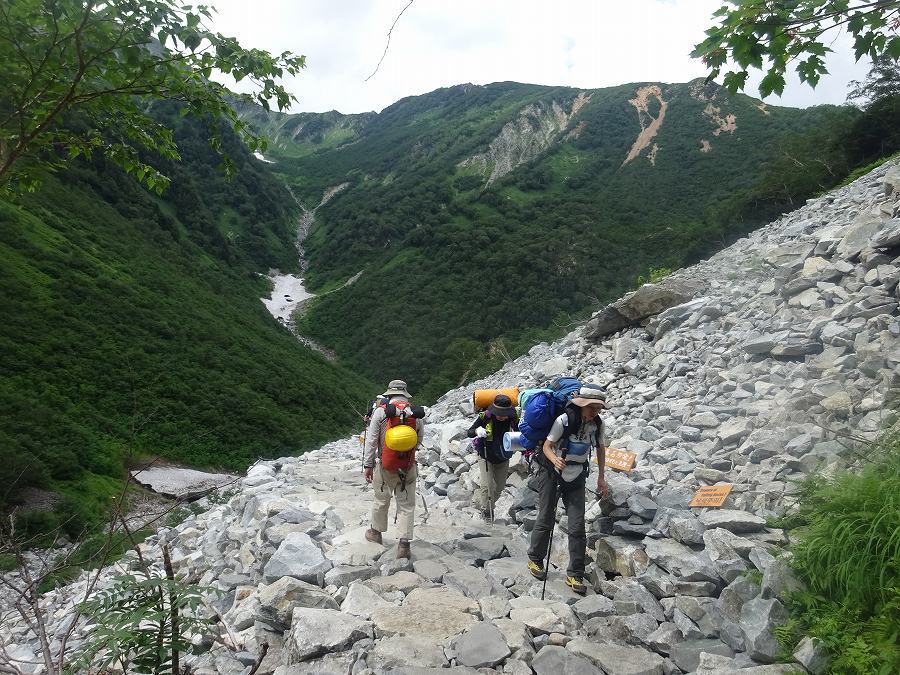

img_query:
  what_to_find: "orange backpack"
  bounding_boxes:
[381,401,418,472]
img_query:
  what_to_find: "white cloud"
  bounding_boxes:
[207,0,871,114]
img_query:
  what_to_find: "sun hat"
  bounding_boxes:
[382,379,411,398]
[571,384,608,408]
[489,393,517,417]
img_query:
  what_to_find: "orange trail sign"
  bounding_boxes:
[690,484,733,508]
[596,448,637,472]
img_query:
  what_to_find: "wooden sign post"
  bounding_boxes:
[598,448,637,473]
[689,484,733,508]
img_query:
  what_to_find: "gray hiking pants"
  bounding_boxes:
[476,458,509,514]
[527,462,587,578]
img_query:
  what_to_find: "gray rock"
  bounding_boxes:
[595,537,650,577]
[627,494,659,518]
[695,653,799,674]
[368,635,448,669]
[445,565,509,601]
[284,608,373,664]
[793,636,829,674]
[645,622,681,656]
[740,597,789,663]
[255,576,339,631]
[670,638,734,673]
[340,582,394,620]
[263,532,332,585]
[699,509,767,533]
[369,587,479,640]
[643,538,719,583]
[324,565,377,587]
[452,621,512,668]
[585,278,706,339]
[572,594,616,622]
[455,537,507,566]
[532,645,602,675]
[566,638,665,675]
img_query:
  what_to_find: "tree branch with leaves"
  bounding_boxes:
[0,0,306,193]
[693,0,900,98]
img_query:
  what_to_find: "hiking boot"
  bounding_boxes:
[565,576,587,595]
[527,559,546,580]
[397,538,411,559]
[365,528,383,544]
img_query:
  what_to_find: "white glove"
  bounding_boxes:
[475,427,487,438]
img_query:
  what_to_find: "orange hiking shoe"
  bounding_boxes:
[565,576,587,595]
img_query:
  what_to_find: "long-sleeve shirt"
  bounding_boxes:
[467,412,519,464]
[363,396,425,468]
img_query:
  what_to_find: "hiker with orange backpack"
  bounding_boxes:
[467,393,519,522]
[363,379,425,559]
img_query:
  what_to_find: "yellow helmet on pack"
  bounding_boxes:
[385,424,417,452]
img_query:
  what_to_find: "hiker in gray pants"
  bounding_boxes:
[527,385,609,595]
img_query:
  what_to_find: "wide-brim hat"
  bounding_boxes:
[382,379,411,398]
[571,384,608,409]
[489,393,516,417]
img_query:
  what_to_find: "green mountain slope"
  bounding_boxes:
[250,80,850,399]
[0,109,373,534]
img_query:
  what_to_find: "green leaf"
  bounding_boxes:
[759,68,786,97]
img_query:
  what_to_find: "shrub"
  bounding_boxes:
[782,428,900,674]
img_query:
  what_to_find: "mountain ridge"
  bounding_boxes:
[241,79,853,398]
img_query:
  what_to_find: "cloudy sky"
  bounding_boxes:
[208,0,871,114]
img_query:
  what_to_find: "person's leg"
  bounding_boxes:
[370,465,393,533]
[490,460,509,509]
[563,479,587,579]
[394,465,417,541]
[474,458,491,513]
[527,465,559,563]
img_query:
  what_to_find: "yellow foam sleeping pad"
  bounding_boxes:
[385,424,418,452]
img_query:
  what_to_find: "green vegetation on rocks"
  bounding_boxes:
[777,427,900,674]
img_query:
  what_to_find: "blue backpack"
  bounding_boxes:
[518,377,582,450]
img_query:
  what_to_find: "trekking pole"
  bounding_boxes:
[484,457,494,525]
[541,449,567,601]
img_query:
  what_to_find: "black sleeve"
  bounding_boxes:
[466,414,485,438]
[511,416,519,432]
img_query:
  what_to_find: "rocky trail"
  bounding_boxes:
[3,161,899,674]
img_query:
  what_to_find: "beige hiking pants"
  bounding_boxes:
[476,459,509,513]
[371,463,417,540]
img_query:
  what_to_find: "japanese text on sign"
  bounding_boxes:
[689,484,733,508]
[603,448,637,472]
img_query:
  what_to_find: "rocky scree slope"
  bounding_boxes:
[3,162,900,674]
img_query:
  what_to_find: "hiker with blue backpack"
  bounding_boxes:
[467,393,519,521]
[520,381,609,595]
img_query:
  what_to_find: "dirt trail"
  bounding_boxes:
[622,85,668,166]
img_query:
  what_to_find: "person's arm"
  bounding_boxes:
[543,415,567,472]
[466,414,486,438]
[363,408,384,473]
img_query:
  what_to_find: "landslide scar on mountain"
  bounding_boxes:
[703,103,737,136]
[622,85,668,166]
[458,92,591,186]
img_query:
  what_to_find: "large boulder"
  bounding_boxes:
[739,597,789,663]
[284,607,373,663]
[370,586,479,640]
[451,621,511,668]
[263,532,332,585]
[532,645,602,675]
[566,639,665,675]
[254,576,339,631]
[368,635,449,670]
[585,278,706,340]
